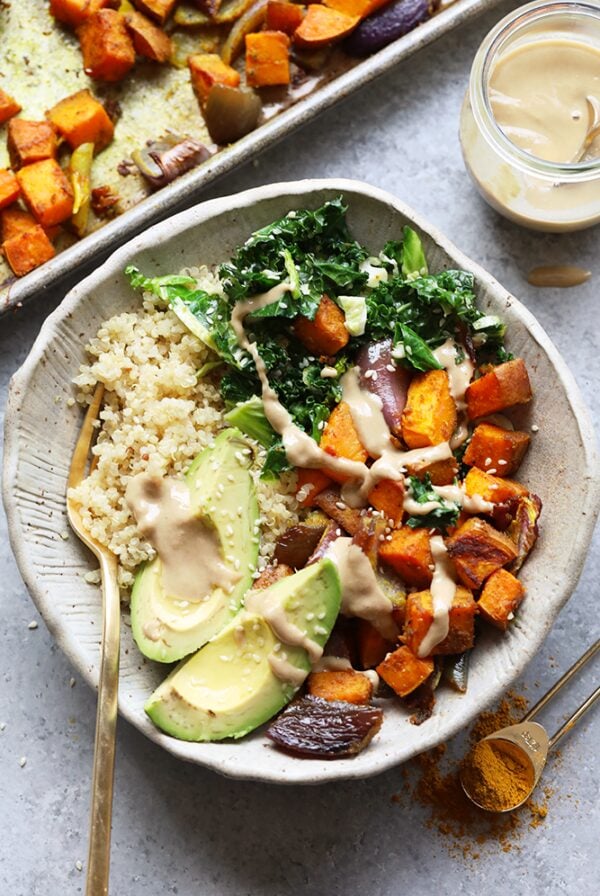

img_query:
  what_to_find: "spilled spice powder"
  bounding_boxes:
[391,691,552,859]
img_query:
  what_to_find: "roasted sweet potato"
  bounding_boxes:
[478,568,525,631]
[0,171,21,211]
[323,0,387,16]
[507,494,542,574]
[253,562,293,589]
[16,159,75,228]
[2,224,55,276]
[463,422,530,476]
[307,668,373,704]
[466,359,532,420]
[403,586,476,656]
[0,88,21,125]
[401,369,457,448]
[356,619,394,669]
[464,467,528,504]
[379,526,433,588]
[50,0,114,27]
[368,477,405,526]
[376,645,433,697]
[295,467,332,505]
[47,89,115,151]
[131,0,177,24]
[446,517,518,590]
[246,30,291,87]
[404,456,459,486]
[313,486,362,535]
[293,4,359,47]
[293,294,349,356]
[125,10,172,61]
[1,206,36,242]
[188,54,241,107]
[319,401,367,481]
[78,10,136,82]
[7,120,57,169]
[266,0,305,34]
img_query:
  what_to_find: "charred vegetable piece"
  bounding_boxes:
[306,518,341,564]
[132,136,210,188]
[507,494,542,574]
[78,10,136,82]
[131,0,177,25]
[91,185,120,217]
[274,521,326,569]
[442,651,470,693]
[344,0,434,57]
[405,455,458,487]
[203,85,262,145]
[355,339,410,437]
[356,619,394,668]
[253,562,294,589]
[403,660,442,725]
[124,10,172,62]
[69,141,94,237]
[322,617,358,664]
[314,486,363,535]
[446,517,518,590]
[2,225,55,277]
[266,695,383,757]
[1,207,36,242]
[221,0,268,64]
[7,120,57,169]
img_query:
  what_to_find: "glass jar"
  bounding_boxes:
[460,0,600,232]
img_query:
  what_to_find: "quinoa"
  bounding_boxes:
[69,266,300,597]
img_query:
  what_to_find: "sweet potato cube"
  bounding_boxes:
[446,517,518,590]
[478,568,525,631]
[125,10,172,62]
[296,467,332,505]
[379,527,433,588]
[356,619,394,669]
[405,456,459,486]
[3,224,55,276]
[17,159,74,228]
[402,369,457,448]
[188,54,241,107]
[376,645,433,697]
[293,4,359,48]
[246,31,291,88]
[0,88,21,125]
[266,1,305,34]
[253,562,293,590]
[308,668,373,704]
[368,478,405,526]
[47,89,114,151]
[464,466,528,505]
[78,10,136,82]
[7,120,57,169]
[466,359,532,420]
[131,0,177,24]
[49,0,113,27]
[1,206,36,241]
[403,586,476,656]
[0,170,21,210]
[294,294,349,356]
[323,0,388,16]
[463,422,530,477]
[319,401,368,482]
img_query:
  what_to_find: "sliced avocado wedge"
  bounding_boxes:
[130,429,259,663]
[145,558,341,741]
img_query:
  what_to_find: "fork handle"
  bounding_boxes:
[86,552,121,896]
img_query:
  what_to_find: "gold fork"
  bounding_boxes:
[67,383,120,896]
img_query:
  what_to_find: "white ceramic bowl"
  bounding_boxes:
[3,179,599,784]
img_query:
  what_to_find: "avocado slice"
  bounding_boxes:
[145,559,341,741]
[130,429,259,663]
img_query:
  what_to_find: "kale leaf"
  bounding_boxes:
[405,474,460,532]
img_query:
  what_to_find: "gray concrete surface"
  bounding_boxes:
[1,1,599,892]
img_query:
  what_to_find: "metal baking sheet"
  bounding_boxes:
[0,0,499,318]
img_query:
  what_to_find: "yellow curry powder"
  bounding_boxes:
[460,739,534,812]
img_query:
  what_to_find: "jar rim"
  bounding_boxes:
[469,0,600,181]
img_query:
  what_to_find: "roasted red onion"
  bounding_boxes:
[356,339,410,437]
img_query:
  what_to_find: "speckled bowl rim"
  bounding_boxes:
[4,179,600,784]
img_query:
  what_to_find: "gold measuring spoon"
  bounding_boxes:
[67,383,120,896]
[461,639,600,812]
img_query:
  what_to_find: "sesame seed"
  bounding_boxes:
[75,861,83,872]
[19,757,27,768]
[484,457,492,466]
[69,678,76,688]
[28,621,38,630]
[386,364,396,372]
[487,468,497,475]
[335,501,346,510]
[498,459,507,466]
[531,424,539,432]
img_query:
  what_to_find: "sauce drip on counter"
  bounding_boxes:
[527,265,592,288]
[125,473,239,601]
[489,39,600,164]
[417,536,457,657]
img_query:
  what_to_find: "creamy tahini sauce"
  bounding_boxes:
[433,340,474,449]
[245,586,323,664]
[341,367,391,458]
[125,473,239,601]
[326,537,398,639]
[489,39,600,164]
[418,536,457,657]
[527,265,592,288]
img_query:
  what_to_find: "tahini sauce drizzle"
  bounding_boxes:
[417,536,457,657]
[327,537,398,639]
[125,474,239,601]
[433,339,474,449]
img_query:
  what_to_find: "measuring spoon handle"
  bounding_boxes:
[522,639,599,723]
